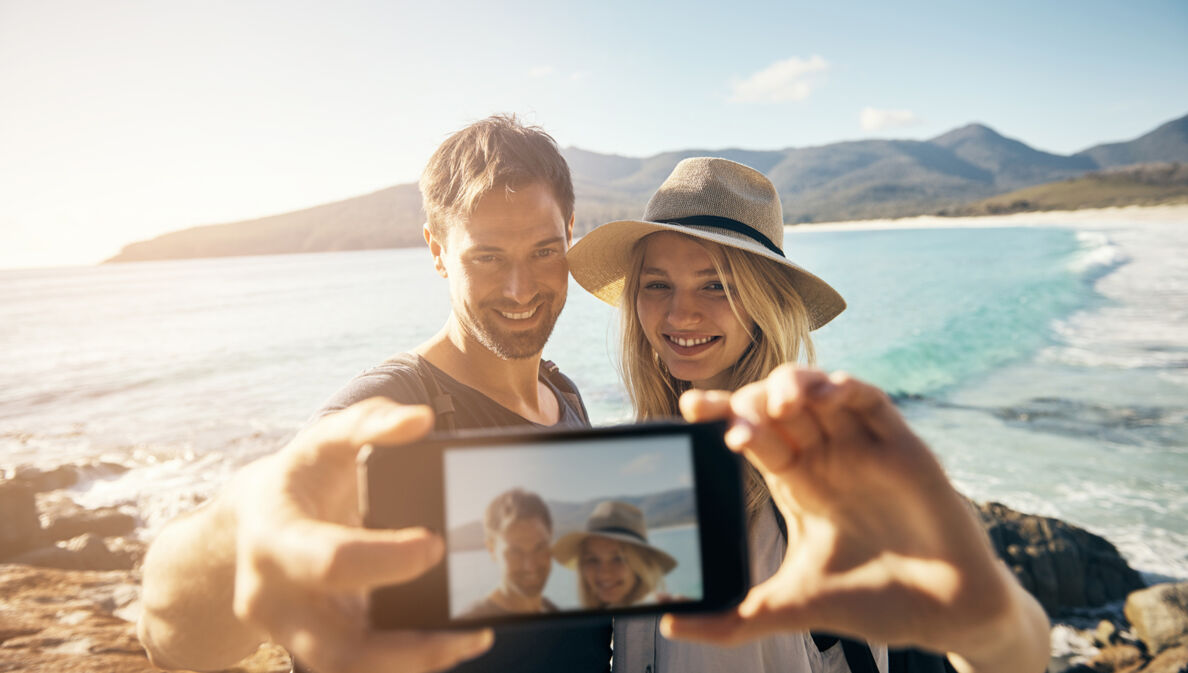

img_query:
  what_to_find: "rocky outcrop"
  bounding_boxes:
[0,476,141,572]
[0,481,41,559]
[1125,582,1188,655]
[971,500,1146,616]
[0,564,290,673]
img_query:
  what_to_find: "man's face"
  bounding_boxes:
[488,517,553,599]
[430,182,572,360]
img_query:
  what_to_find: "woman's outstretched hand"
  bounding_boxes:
[663,365,1049,673]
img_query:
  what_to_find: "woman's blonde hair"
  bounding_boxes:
[619,233,816,520]
[577,538,667,608]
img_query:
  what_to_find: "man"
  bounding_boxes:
[137,115,611,673]
[459,489,559,618]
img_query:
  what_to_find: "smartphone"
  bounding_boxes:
[360,420,749,629]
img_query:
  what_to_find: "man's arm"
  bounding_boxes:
[663,366,1050,673]
[138,469,264,670]
[137,399,492,673]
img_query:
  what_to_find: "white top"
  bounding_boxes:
[612,504,889,673]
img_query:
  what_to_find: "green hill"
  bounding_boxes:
[942,163,1188,216]
[105,112,1188,264]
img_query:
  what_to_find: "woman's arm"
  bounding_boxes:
[663,366,1050,673]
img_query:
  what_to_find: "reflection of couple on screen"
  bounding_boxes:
[458,489,677,618]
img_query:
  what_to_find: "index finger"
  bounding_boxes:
[293,398,435,462]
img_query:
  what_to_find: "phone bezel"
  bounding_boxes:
[360,420,749,630]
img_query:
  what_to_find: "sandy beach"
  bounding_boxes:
[797,204,1188,231]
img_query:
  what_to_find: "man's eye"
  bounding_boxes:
[475,255,499,264]
[535,248,558,258]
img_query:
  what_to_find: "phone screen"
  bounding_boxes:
[363,421,747,630]
[443,433,702,618]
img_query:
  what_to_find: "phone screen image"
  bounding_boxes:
[443,434,703,619]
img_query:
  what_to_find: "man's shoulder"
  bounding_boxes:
[314,353,432,419]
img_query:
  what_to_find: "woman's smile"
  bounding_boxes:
[636,232,755,389]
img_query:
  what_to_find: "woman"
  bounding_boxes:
[553,500,676,609]
[567,158,1049,672]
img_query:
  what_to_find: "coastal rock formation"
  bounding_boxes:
[971,500,1145,616]
[0,480,42,559]
[0,564,290,673]
[1125,582,1188,655]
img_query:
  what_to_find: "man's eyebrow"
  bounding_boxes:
[534,236,565,248]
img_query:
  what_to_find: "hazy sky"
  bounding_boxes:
[444,434,693,530]
[2,0,1186,269]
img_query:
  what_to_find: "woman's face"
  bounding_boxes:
[579,537,638,606]
[635,232,755,389]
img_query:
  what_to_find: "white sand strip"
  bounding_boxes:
[790,204,1188,233]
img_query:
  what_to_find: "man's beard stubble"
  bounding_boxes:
[459,292,562,360]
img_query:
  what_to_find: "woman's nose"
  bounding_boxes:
[666,291,701,326]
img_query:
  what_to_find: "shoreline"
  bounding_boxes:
[790,203,1188,232]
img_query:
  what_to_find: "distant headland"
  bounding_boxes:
[105,113,1188,264]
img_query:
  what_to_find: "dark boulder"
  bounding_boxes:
[971,500,1145,616]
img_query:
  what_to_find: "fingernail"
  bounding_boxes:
[725,421,754,447]
[809,381,836,399]
[469,629,494,655]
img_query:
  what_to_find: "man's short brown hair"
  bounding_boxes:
[484,488,553,540]
[419,114,574,240]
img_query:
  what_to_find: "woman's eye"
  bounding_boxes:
[643,281,669,290]
[705,281,726,292]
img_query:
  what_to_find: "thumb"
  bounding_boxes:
[662,577,816,647]
[269,522,445,591]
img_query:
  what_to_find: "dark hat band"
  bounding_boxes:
[590,525,648,544]
[654,215,784,257]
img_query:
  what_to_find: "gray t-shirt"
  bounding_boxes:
[305,353,610,673]
[458,595,560,619]
[315,353,589,429]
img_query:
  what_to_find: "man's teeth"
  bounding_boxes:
[499,307,537,320]
[670,335,715,347]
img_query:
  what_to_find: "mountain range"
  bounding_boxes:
[106,113,1188,263]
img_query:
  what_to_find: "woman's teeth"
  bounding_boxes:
[669,335,716,347]
[499,307,537,320]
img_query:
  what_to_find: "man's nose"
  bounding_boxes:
[503,262,536,304]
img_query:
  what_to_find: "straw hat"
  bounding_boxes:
[553,501,677,574]
[567,157,845,330]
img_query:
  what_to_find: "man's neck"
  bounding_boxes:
[488,586,544,613]
[415,319,559,425]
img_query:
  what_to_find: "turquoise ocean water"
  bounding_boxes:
[1,220,1185,581]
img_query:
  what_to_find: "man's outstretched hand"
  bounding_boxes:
[662,366,1049,673]
[139,398,491,673]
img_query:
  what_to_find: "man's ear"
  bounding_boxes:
[424,222,448,278]
[565,212,575,246]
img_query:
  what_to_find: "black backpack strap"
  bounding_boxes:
[540,359,590,426]
[387,353,456,433]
